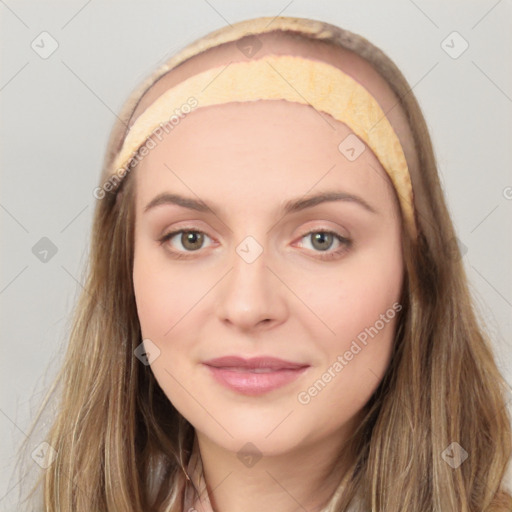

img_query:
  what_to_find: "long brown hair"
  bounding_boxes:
[17,16,511,511]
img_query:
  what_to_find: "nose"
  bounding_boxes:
[215,238,288,332]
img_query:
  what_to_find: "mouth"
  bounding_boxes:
[202,355,310,395]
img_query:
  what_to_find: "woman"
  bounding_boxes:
[20,15,512,511]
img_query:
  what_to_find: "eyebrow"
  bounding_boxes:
[143,191,378,216]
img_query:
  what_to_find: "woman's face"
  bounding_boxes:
[132,97,404,456]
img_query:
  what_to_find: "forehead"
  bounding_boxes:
[134,98,399,225]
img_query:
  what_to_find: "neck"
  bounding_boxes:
[193,423,358,512]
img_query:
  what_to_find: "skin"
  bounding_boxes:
[132,33,408,512]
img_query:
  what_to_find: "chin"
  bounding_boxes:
[194,415,310,457]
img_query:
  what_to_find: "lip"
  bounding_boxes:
[202,356,310,395]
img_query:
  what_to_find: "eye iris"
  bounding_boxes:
[311,232,333,251]
[182,231,204,251]
[174,231,337,253]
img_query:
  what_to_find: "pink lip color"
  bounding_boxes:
[202,356,309,396]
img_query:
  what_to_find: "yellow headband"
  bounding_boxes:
[108,54,416,239]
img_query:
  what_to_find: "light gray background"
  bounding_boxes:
[1,0,511,508]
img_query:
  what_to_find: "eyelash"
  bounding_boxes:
[158,227,352,261]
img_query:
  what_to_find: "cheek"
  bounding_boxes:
[133,263,170,339]
[295,278,401,434]
[294,243,403,409]
[299,253,403,348]
[132,248,200,410]
[132,244,198,339]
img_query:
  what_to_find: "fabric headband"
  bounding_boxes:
[109,54,417,239]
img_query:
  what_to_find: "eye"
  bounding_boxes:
[296,230,352,260]
[158,227,352,261]
[158,228,214,258]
